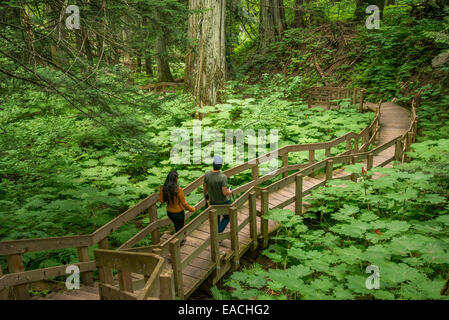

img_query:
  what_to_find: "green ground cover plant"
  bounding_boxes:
[213,140,449,300]
[0,80,372,271]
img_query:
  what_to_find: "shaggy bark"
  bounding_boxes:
[259,0,286,51]
[155,33,174,82]
[184,0,226,106]
[145,56,153,76]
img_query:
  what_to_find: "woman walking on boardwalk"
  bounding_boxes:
[159,171,196,245]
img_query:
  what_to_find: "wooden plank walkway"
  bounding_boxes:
[136,100,412,299]
[34,100,412,300]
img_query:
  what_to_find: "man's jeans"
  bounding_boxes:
[218,215,230,233]
[211,200,231,233]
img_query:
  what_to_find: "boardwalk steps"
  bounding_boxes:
[0,87,417,300]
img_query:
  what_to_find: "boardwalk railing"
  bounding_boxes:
[122,97,416,299]
[118,99,418,300]
[0,88,415,300]
[305,87,366,111]
[94,250,172,300]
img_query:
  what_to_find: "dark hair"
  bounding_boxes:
[163,171,179,205]
[213,163,222,170]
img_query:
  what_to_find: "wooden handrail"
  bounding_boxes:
[0,101,378,256]
[94,249,167,300]
[161,99,418,299]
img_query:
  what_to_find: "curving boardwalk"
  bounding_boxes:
[36,100,413,300]
[164,101,413,299]
[2,87,417,301]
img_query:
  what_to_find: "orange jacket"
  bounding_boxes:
[159,186,195,213]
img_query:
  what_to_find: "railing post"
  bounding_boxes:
[325,160,333,181]
[325,147,331,158]
[406,132,412,162]
[0,264,9,300]
[411,120,416,143]
[413,118,418,142]
[248,191,258,251]
[98,238,113,285]
[401,135,408,162]
[403,136,408,163]
[77,246,94,287]
[147,248,163,287]
[309,149,315,177]
[352,89,357,105]
[251,164,259,181]
[359,89,364,112]
[209,209,220,266]
[295,174,303,216]
[149,204,160,244]
[367,153,374,171]
[169,238,183,299]
[350,156,357,182]
[345,136,352,164]
[346,136,352,152]
[282,153,289,178]
[159,270,175,300]
[374,117,380,144]
[6,254,30,300]
[229,207,239,271]
[261,190,269,249]
[362,131,368,149]
[118,270,133,293]
[354,137,359,153]
[394,139,402,161]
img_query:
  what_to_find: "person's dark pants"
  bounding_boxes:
[211,200,231,233]
[218,215,230,233]
[167,210,185,233]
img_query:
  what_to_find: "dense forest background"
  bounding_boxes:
[1,0,448,299]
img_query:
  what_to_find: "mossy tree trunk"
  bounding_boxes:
[145,55,153,76]
[293,0,305,28]
[259,0,286,52]
[185,0,226,107]
[155,33,174,82]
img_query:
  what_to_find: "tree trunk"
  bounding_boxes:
[122,29,131,67]
[185,0,226,107]
[225,0,234,77]
[293,0,304,28]
[21,5,38,66]
[76,28,94,65]
[155,33,174,82]
[47,3,67,67]
[145,55,153,76]
[259,0,286,51]
[136,56,142,73]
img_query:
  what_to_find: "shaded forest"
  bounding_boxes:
[0,0,449,300]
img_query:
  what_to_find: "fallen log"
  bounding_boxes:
[139,82,184,93]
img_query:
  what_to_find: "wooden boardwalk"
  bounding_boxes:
[1,87,418,301]
[149,101,413,299]
[36,100,413,300]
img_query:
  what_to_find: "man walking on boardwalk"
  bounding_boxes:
[203,155,233,233]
